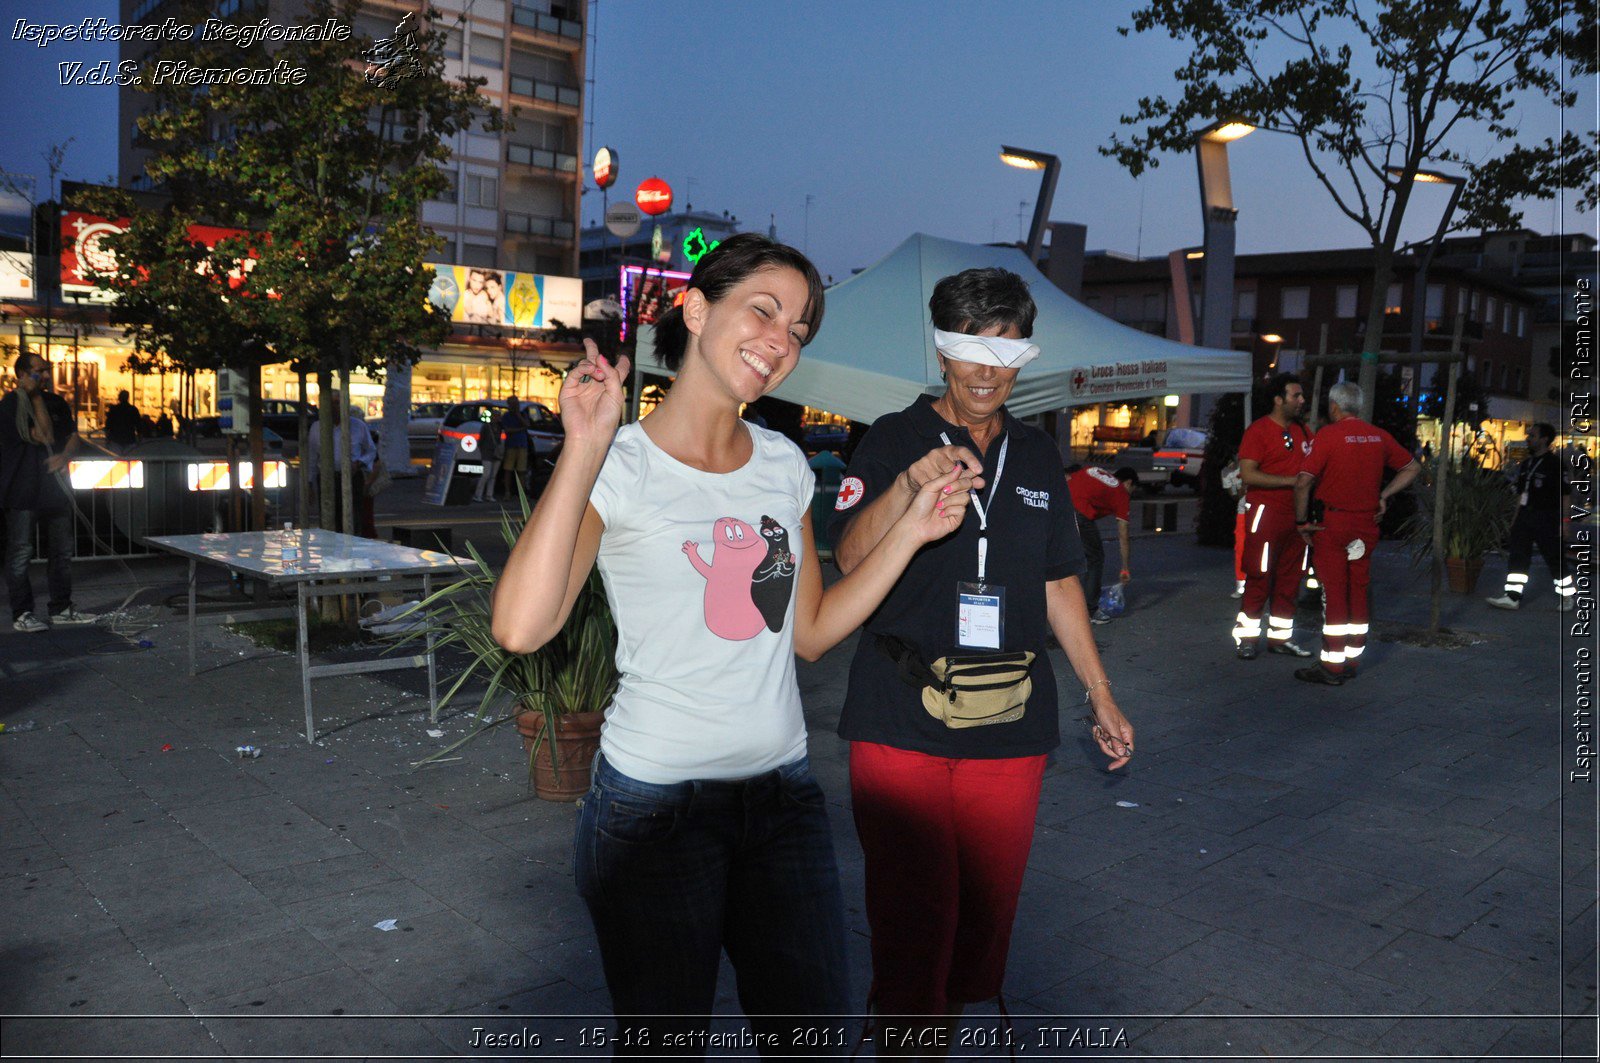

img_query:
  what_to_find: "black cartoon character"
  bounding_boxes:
[750,515,796,633]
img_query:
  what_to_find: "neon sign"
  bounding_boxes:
[682,227,720,265]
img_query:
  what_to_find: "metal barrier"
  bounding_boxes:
[18,457,296,561]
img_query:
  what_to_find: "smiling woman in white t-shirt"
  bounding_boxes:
[490,234,968,1050]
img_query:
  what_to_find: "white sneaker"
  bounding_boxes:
[1485,595,1520,611]
[1090,609,1112,625]
[1230,581,1245,599]
[1559,596,1575,612]
[13,612,46,633]
[49,607,98,625]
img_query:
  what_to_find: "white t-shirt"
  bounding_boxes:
[589,421,816,784]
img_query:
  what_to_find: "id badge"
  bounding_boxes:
[956,581,1005,651]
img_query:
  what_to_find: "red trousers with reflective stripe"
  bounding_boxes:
[1238,502,1306,645]
[849,741,1046,1016]
[1311,510,1380,674]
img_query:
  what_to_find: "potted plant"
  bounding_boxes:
[393,492,618,801]
[1401,455,1517,593]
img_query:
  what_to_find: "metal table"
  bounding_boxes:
[145,530,470,743]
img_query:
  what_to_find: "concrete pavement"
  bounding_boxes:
[0,501,1593,1059]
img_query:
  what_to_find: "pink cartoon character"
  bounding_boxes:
[682,517,766,640]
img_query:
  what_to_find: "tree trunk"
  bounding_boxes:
[295,364,309,527]
[338,362,355,537]
[1356,245,1394,423]
[317,364,336,531]
[247,362,266,531]
[381,352,411,477]
[1428,316,1466,634]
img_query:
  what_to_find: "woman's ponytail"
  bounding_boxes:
[653,304,690,372]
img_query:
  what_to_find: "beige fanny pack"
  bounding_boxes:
[878,636,1034,729]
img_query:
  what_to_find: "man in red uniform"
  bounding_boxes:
[1233,373,1313,660]
[1293,381,1419,685]
[1067,465,1136,624]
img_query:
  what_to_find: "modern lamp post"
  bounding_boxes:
[1387,166,1465,409]
[1194,119,1255,355]
[998,145,1060,266]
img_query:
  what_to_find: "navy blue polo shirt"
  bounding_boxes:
[829,395,1085,758]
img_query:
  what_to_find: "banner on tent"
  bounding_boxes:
[1069,359,1172,400]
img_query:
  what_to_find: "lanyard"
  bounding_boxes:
[940,431,1008,581]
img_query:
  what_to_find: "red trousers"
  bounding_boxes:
[849,741,1046,1016]
[1233,510,1247,583]
[1311,509,1380,674]
[1232,502,1308,647]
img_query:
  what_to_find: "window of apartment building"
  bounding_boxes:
[1457,289,1469,317]
[1425,284,1444,321]
[1494,363,1507,390]
[1479,358,1492,385]
[1085,295,1103,313]
[1143,293,1162,321]
[1517,307,1527,336]
[443,29,462,60]
[464,174,498,209]
[1280,287,1310,319]
[1485,296,1497,327]
[1113,294,1134,321]
[460,242,497,268]
[1235,290,1256,320]
[430,170,458,203]
[1469,291,1480,319]
[510,47,570,86]
[1335,285,1358,318]
[470,32,503,69]
[1515,366,1526,393]
[1384,283,1403,315]
[1502,304,1512,333]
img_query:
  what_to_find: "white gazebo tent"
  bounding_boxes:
[634,232,1249,423]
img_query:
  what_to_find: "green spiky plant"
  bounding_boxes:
[390,485,618,782]
[1400,456,1518,565]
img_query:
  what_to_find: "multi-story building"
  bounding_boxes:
[110,0,586,415]
[1070,245,1542,457]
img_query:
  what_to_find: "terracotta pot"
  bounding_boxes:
[515,707,604,802]
[1445,556,1484,594]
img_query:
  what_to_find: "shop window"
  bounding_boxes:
[1280,287,1309,319]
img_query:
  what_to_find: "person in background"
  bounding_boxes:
[1232,373,1314,660]
[498,395,530,498]
[307,397,379,538]
[1221,457,1248,598]
[1066,465,1137,624]
[1486,421,1573,611]
[104,390,141,452]
[473,406,503,503]
[0,351,97,632]
[154,410,173,438]
[1293,380,1419,685]
[831,267,1133,1044]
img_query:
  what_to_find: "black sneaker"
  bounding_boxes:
[1294,665,1345,686]
[1235,642,1259,660]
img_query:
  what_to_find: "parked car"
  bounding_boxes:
[803,423,849,453]
[259,399,316,439]
[1152,427,1210,490]
[437,399,563,461]
[407,401,450,441]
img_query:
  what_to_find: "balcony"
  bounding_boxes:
[511,6,583,42]
[507,143,579,175]
[509,75,581,109]
[504,212,575,241]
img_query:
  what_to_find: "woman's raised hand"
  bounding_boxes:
[559,338,631,448]
[899,465,972,543]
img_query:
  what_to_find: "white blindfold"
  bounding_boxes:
[933,328,1040,370]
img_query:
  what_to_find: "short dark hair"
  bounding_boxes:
[652,233,826,372]
[1530,422,1556,444]
[14,349,39,371]
[928,267,1037,338]
[1113,467,1139,484]
[1264,372,1302,405]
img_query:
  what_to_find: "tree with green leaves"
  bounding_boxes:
[100,0,491,531]
[1103,0,1596,420]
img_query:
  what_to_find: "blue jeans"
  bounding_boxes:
[4,508,74,621]
[575,754,849,1056]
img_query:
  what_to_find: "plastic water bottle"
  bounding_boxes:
[279,521,299,570]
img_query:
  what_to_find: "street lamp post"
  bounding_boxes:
[998,145,1060,266]
[1387,166,1465,411]
[1193,119,1256,427]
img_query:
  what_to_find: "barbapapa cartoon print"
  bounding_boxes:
[751,515,797,632]
[683,517,768,640]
